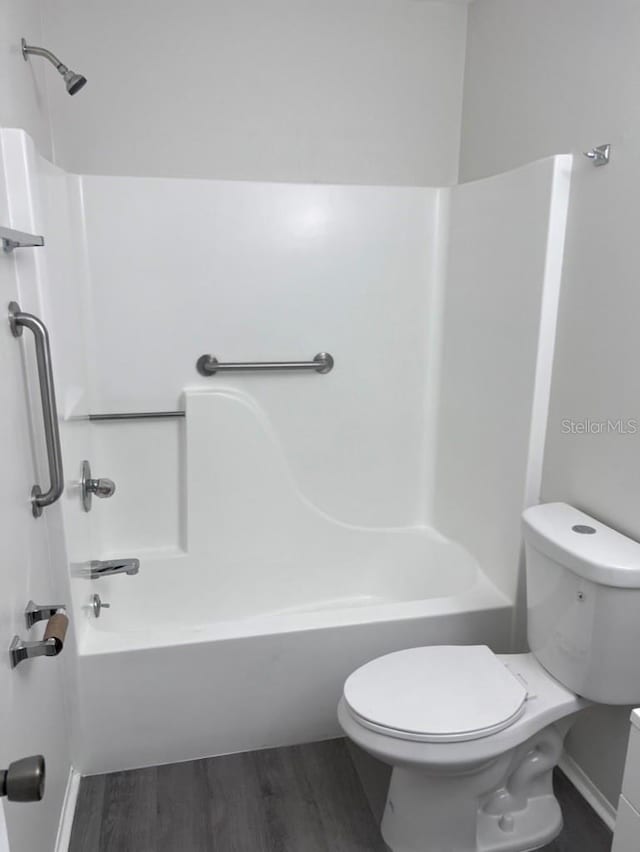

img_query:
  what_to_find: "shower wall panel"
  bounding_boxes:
[79,178,444,534]
[433,156,572,604]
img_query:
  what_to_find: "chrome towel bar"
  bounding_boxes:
[88,410,185,421]
[196,351,334,377]
[8,302,64,517]
[1,226,44,252]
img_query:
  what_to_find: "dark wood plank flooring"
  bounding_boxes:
[540,769,612,852]
[70,739,387,852]
[70,740,612,852]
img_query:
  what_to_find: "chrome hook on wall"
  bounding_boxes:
[583,144,610,166]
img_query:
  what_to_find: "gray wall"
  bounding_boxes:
[6,0,636,814]
[0,0,51,157]
[40,0,468,186]
[460,0,640,808]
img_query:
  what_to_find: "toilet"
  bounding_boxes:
[338,502,640,852]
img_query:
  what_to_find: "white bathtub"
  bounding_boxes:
[72,529,512,775]
[68,391,515,773]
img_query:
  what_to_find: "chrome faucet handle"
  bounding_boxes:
[91,594,110,618]
[89,478,116,498]
[81,460,116,511]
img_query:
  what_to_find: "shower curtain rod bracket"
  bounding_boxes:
[583,143,610,166]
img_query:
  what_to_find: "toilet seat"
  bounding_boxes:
[343,645,528,743]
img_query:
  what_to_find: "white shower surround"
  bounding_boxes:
[0,130,571,775]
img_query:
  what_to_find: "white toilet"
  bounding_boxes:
[338,502,640,852]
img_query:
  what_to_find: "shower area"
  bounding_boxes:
[0,126,572,777]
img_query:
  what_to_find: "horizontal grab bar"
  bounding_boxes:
[196,352,334,377]
[1,226,45,252]
[89,411,185,421]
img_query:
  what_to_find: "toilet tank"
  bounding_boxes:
[523,502,640,704]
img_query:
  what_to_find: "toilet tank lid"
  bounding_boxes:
[522,502,640,588]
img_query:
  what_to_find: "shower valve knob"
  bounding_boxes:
[89,478,116,498]
[91,594,110,619]
[81,460,116,511]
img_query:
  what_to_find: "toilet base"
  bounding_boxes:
[476,795,561,852]
[381,724,566,852]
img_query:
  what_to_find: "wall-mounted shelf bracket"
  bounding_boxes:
[1,226,45,253]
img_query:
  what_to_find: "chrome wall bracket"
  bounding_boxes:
[10,636,58,667]
[1,226,44,253]
[583,144,610,166]
[81,460,116,512]
[24,600,65,629]
[10,604,68,668]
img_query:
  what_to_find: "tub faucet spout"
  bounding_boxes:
[90,558,140,579]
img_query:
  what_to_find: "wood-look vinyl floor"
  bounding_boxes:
[70,739,612,852]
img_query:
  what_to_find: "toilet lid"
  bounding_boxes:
[343,646,528,743]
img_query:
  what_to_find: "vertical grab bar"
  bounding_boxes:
[8,302,64,518]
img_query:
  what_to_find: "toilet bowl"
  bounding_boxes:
[338,503,640,852]
[339,647,587,852]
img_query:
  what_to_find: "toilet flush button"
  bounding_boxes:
[572,524,596,534]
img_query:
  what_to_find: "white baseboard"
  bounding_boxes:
[559,753,617,832]
[54,767,81,852]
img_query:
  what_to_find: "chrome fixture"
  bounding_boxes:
[81,460,116,512]
[196,351,334,377]
[89,410,185,421]
[10,606,68,668]
[1,225,44,253]
[24,600,66,630]
[91,594,110,618]
[21,38,87,95]
[1,755,45,802]
[583,143,610,166]
[90,558,140,579]
[9,302,64,517]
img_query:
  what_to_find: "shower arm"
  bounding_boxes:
[21,38,87,95]
[21,40,70,74]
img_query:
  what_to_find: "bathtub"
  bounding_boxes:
[69,390,514,773]
[72,531,512,775]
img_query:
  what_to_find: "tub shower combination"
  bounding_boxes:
[0,129,572,777]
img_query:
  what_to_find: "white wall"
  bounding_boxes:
[0,130,73,852]
[433,156,570,605]
[0,0,51,158]
[0,8,76,849]
[460,0,640,810]
[41,0,467,185]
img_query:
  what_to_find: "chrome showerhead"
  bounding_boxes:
[21,38,87,96]
[62,69,87,96]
